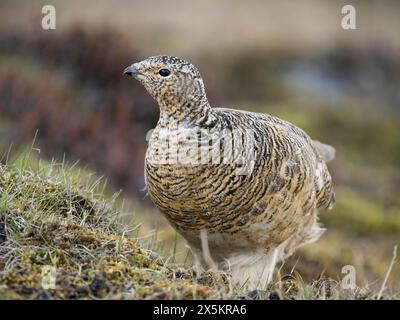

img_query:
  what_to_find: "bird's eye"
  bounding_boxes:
[158,68,171,77]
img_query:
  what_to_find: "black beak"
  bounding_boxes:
[123,65,142,76]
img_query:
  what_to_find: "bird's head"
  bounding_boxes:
[123,55,209,117]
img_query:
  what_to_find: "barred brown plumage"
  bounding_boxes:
[124,55,335,288]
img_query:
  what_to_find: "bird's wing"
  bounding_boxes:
[213,107,336,210]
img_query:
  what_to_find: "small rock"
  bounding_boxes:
[269,291,281,300]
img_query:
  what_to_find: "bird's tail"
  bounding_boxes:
[313,140,336,163]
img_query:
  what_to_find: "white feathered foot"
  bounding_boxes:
[227,248,283,289]
[226,222,326,289]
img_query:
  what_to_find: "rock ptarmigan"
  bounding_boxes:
[124,55,335,288]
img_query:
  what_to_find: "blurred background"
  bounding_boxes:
[0,0,399,292]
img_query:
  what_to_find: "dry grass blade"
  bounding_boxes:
[377,245,397,300]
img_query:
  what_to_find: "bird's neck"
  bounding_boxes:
[157,98,217,128]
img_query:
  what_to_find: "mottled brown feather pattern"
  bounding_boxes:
[124,55,335,288]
